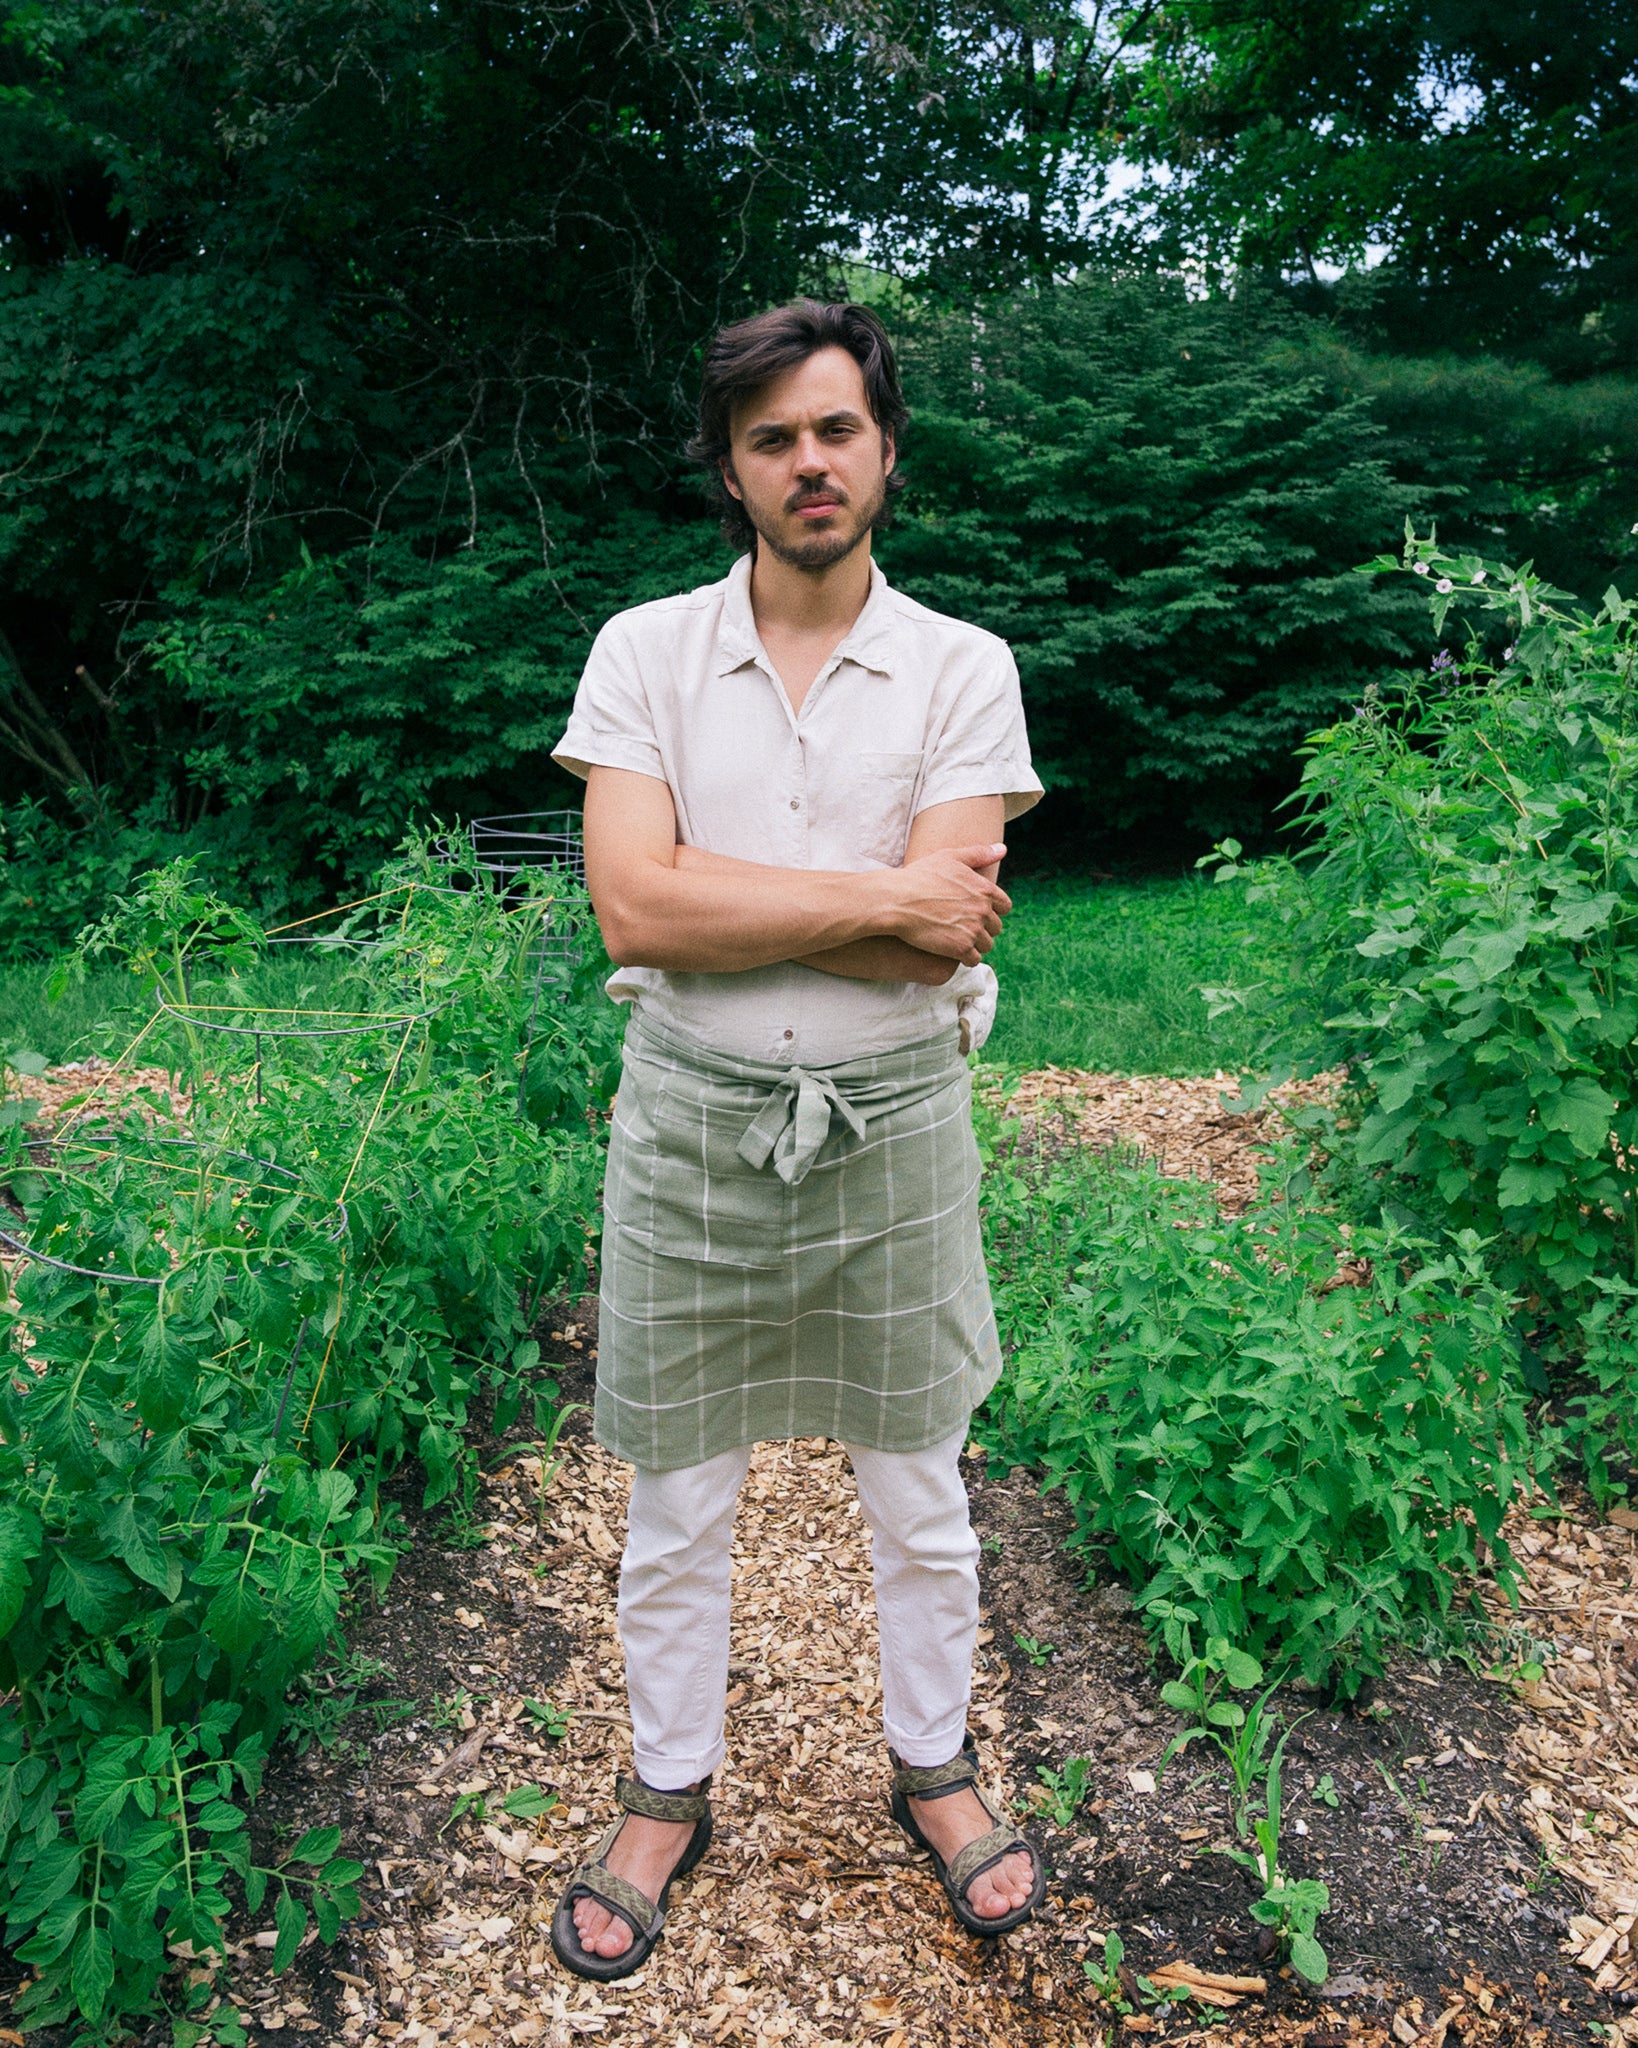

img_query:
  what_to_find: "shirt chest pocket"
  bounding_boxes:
[852,751,923,866]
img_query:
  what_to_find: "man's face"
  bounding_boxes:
[721,345,894,572]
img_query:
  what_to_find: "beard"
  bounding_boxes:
[739,473,888,571]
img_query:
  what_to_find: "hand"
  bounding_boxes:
[878,844,1011,964]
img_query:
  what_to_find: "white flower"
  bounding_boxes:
[1630,522,1638,534]
[1503,645,1516,660]
[1436,578,1453,593]
[1471,570,1487,584]
[1413,561,1430,575]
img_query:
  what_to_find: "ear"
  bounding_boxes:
[882,428,896,478]
[719,456,744,503]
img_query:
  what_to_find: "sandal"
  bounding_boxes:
[549,1773,714,1982]
[889,1735,1047,1938]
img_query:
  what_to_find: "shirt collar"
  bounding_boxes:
[714,551,898,679]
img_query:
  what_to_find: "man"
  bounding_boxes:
[547,299,1045,1981]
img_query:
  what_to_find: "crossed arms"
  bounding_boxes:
[582,767,1011,984]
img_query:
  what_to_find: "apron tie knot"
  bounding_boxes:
[736,1065,868,1185]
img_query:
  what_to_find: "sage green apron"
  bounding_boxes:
[595,1015,1001,1471]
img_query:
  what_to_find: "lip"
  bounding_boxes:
[792,500,841,520]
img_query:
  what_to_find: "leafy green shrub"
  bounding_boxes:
[884,280,1431,840]
[145,511,725,891]
[1557,1277,1638,1511]
[1210,535,1638,1326]
[978,1135,1531,1692]
[0,846,609,2035]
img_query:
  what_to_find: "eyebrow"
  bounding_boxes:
[743,408,868,438]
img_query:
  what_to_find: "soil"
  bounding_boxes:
[970,1466,1598,2038]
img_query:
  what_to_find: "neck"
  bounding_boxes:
[747,536,874,641]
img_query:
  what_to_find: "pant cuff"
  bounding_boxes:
[630,1736,727,1789]
[881,1709,970,1769]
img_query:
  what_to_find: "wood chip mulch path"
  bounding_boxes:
[1482,1505,1638,2040]
[982,1067,1341,1213]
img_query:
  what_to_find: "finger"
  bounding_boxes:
[952,842,1007,870]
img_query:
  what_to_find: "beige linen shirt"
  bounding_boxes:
[551,552,1043,1067]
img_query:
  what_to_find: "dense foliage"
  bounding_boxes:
[978,1130,1531,1692]
[0,846,616,2035]
[885,284,1430,835]
[2,2,1635,903]
[1215,541,1638,1327]
[1117,3,1638,367]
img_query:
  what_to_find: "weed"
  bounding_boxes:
[1224,1732,1331,1986]
[1035,1758,1093,1828]
[1013,1633,1055,1667]
[1082,1931,1191,2015]
[442,1781,556,1836]
[523,1698,574,1742]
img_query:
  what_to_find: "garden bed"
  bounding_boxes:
[137,1330,1603,2048]
[1,1063,1619,2046]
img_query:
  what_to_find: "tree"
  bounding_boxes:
[882,282,1433,840]
[1110,2,1638,365]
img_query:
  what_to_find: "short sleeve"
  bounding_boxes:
[551,616,666,783]
[915,641,1045,823]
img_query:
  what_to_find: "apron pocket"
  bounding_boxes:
[605,1058,791,1268]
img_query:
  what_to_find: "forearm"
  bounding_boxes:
[668,848,952,983]
[794,936,958,986]
[600,845,898,972]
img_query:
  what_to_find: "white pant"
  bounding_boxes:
[617,1430,978,1787]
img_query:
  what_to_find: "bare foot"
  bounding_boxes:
[568,1799,700,1961]
[907,1785,1037,1920]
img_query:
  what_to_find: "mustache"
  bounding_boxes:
[785,484,848,513]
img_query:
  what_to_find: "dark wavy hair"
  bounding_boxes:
[687,298,909,551]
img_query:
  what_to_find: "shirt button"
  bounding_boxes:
[789,798,801,811]
[782,1030,794,1040]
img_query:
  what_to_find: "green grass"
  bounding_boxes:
[984,876,1283,1076]
[0,953,352,1067]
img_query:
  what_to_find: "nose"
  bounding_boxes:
[792,430,829,476]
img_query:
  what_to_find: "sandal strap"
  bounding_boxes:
[888,1736,978,1802]
[616,1773,710,1822]
[947,1821,1034,1901]
[891,1743,979,1801]
[564,1858,664,1943]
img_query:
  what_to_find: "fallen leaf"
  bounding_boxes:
[1608,1508,1638,1532]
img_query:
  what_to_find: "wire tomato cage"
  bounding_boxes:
[0,812,588,1290]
